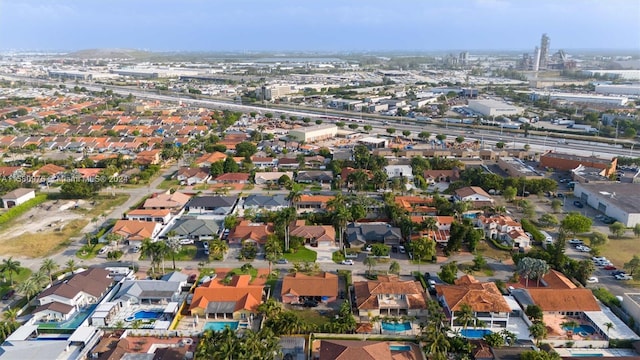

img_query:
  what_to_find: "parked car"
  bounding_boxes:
[188,274,197,283]
[615,274,633,280]
[602,217,616,224]
[576,245,591,252]
[276,258,288,264]
[612,270,627,276]
[568,239,583,245]
[132,246,141,253]
[202,241,209,250]
[573,200,584,208]
[99,246,109,255]
[179,239,195,245]
[2,289,15,300]
[398,245,406,254]
[341,260,354,265]
[586,276,599,283]
[592,256,607,262]
[364,244,372,252]
[603,265,617,270]
[303,300,319,307]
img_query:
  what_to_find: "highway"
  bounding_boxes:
[2,74,637,158]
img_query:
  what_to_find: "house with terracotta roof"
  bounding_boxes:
[476,215,530,249]
[33,268,113,322]
[295,194,334,213]
[394,196,436,216]
[195,151,227,167]
[435,275,512,329]
[125,208,172,225]
[423,169,460,184]
[314,339,422,360]
[454,186,494,207]
[175,166,210,186]
[31,163,65,181]
[112,220,162,246]
[134,149,161,166]
[0,166,25,180]
[227,221,274,246]
[353,275,428,317]
[142,191,191,212]
[410,216,453,244]
[189,270,266,321]
[289,220,336,247]
[281,272,338,304]
[211,172,250,184]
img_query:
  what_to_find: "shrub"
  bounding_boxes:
[413,271,427,290]
[521,219,544,243]
[592,287,621,307]
[0,194,48,226]
[107,250,123,260]
[332,251,345,263]
[487,237,513,251]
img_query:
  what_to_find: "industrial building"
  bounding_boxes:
[48,70,114,81]
[255,84,295,101]
[540,152,617,177]
[530,92,628,106]
[573,183,640,227]
[288,124,337,143]
[497,157,544,179]
[582,70,640,81]
[595,84,640,96]
[467,100,522,117]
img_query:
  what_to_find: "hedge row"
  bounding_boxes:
[0,194,48,226]
[521,219,545,243]
[487,237,513,251]
[413,271,427,291]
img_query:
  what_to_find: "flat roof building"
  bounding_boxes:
[573,183,640,227]
[497,157,543,179]
[468,100,522,117]
[595,84,640,96]
[288,124,337,143]
[540,152,617,177]
[531,91,628,106]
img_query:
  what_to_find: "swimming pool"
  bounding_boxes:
[460,328,492,339]
[126,310,161,322]
[381,322,412,332]
[562,324,596,335]
[37,304,97,330]
[204,321,239,331]
[389,345,412,351]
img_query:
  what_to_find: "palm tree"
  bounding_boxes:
[3,308,18,323]
[1,257,21,286]
[330,204,351,250]
[65,259,77,274]
[30,271,48,287]
[528,322,548,345]
[257,298,283,320]
[264,235,283,273]
[364,257,377,276]
[40,259,59,285]
[276,207,297,251]
[17,278,40,303]
[165,237,182,270]
[209,239,229,260]
[456,303,476,331]
[389,260,400,275]
[604,322,614,339]
[105,232,123,250]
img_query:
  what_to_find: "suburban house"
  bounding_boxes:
[411,215,453,244]
[353,275,428,317]
[289,220,336,247]
[227,221,274,247]
[296,170,333,184]
[211,172,250,184]
[134,149,162,165]
[394,196,436,216]
[254,171,293,185]
[195,151,227,167]
[125,208,172,225]
[346,222,402,247]
[423,169,460,184]
[175,166,210,185]
[31,163,65,181]
[250,157,278,169]
[143,191,192,212]
[189,271,266,321]
[112,220,162,245]
[33,268,113,322]
[242,194,289,212]
[277,157,300,169]
[1,188,36,208]
[384,165,414,180]
[295,194,334,213]
[315,340,421,360]
[0,166,26,180]
[167,217,220,241]
[435,275,512,329]
[111,271,188,305]
[476,215,530,249]
[281,272,339,304]
[185,195,238,215]
[454,186,495,207]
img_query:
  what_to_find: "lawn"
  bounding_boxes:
[600,237,640,268]
[173,245,198,261]
[158,178,180,190]
[283,247,317,262]
[0,219,87,258]
[294,308,332,328]
[476,240,512,261]
[0,267,33,296]
[458,261,495,277]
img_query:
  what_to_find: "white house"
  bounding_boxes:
[384,165,414,180]
[476,215,530,249]
[1,188,36,208]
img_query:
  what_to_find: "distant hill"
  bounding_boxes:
[65,48,153,59]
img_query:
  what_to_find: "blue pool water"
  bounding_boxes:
[562,324,596,335]
[126,310,161,322]
[381,322,412,332]
[389,345,412,351]
[460,329,492,339]
[204,321,239,331]
[37,304,97,330]
[571,354,603,358]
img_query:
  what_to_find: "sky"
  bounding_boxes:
[0,0,639,52]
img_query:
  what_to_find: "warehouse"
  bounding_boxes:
[573,183,640,227]
[288,124,338,143]
[467,100,522,117]
[539,152,617,177]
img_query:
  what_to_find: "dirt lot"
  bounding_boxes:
[0,199,89,239]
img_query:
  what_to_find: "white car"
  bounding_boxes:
[399,245,406,254]
[592,256,607,262]
[577,245,591,252]
[615,274,633,280]
[99,246,109,255]
[341,260,354,265]
[568,239,583,245]
[179,239,195,245]
[586,276,598,283]
[364,245,372,252]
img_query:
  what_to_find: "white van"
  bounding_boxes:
[540,230,553,244]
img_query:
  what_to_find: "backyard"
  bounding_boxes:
[283,247,318,263]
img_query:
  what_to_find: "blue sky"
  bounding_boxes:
[1,0,639,52]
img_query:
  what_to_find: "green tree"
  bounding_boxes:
[388,260,400,275]
[60,181,97,198]
[224,214,240,231]
[456,303,477,330]
[539,213,559,227]
[472,254,487,271]
[264,235,283,273]
[455,136,465,144]
[65,259,77,273]
[39,258,59,285]
[364,257,377,276]
[210,161,224,176]
[386,127,396,135]
[589,231,608,248]
[503,186,517,202]
[363,124,373,132]
[551,199,563,213]
[16,277,39,302]
[624,255,640,277]
[525,304,544,323]
[418,131,431,141]
[402,130,411,138]
[634,223,640,237]
[609,221,626,238]
[496,141,505,149]
[223,156,239,173]
[0,257,21,286]
[561,212,592,236]
[439,261,458,284]
[411,236,436,263]
[528,322,548,345]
